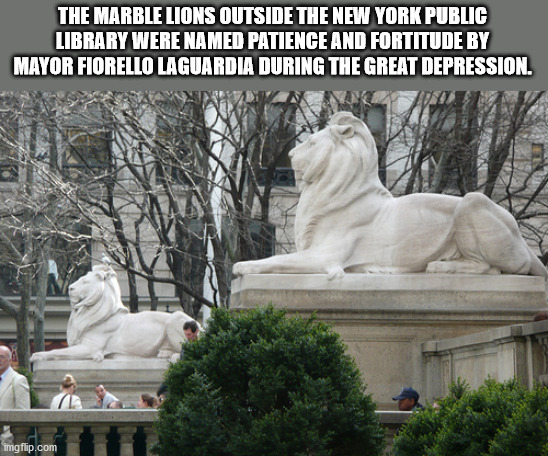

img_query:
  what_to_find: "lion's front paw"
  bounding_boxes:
[30,353,45,363]
[92,352,105,362]
[233,262,252,277]
[327,266,345,280]
[232,262,243,276]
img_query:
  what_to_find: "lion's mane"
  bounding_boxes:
[295,112,392,251]
[67,265,129,346]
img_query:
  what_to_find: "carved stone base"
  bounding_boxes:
[231,273,547,409]
[32,358,170,409]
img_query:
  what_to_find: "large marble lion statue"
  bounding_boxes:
[31,264,197,362]
[233,111,547,280]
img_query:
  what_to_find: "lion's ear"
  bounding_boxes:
[331,124,354,140]
[96,271,108,281]
[104,270,116,280]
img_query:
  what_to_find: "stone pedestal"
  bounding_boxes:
[231,273,547,409]
[32,358,170,409]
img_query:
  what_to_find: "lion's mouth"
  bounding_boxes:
[69,292,82,306]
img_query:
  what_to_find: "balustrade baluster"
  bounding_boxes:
[36,426,57,456]
[143,425,158,455]
[9,425,30,448]
[117,426,136,456]
[63,425,82,456]
[90,425,110,456]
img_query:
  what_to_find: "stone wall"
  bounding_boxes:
[231,273,547,409]
[423,319,548,399]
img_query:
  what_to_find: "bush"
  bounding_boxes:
[16,366,40,408]
[154,305,385,456]
[392,378,548,456]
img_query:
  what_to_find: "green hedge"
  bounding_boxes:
[393,378,548,456]
[154,305,385,456]
[16,366,40,408]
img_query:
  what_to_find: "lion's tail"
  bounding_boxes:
[529,250,548,280]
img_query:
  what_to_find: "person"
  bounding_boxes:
[94,384,119,409]
[50,374,82,409]
[0,345,30,455]
[183,320,200,341]
[137,393,156,409]
[180,320,200,359]
[107,400,124,409]
[0,346,30,410]
[392,387,424,411]
[47,259,62,296]
[156,383,168,406]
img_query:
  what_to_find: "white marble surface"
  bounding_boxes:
[231,274,547,409]
[31,264,195,362]
[233,112,547,281]
[232,273,546,293]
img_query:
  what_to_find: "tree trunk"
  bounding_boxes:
[33,252,48,353]
[17,268,31,370]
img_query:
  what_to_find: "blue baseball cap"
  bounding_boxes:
[393,387,419,401]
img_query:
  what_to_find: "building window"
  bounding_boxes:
[532,143,544,170]
[0,113,18,182]
[427,103,478,192]
[50,221,92,294]
[249,220,276,259]
[428,104,458,190]
[340,103,387,184]
[247,102,297,187]
[222,217,276,262]
[64,128,111,177]
[155,102,197,185]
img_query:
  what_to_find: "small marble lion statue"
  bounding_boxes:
[31,264,197,362]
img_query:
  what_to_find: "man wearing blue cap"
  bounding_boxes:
[392,387,424,411]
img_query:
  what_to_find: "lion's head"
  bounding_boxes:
[67,264,129,346]
[290,112,391,251]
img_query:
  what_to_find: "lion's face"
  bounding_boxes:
[289,113,381,191]
[69,271,105,308]
[289,127,335,187]
[68,266,115,309]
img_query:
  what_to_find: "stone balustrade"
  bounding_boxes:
[0,410,157,456]
[0,409,410,455]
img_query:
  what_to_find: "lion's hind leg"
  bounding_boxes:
[426,260,500,275]
[453,192,543,276]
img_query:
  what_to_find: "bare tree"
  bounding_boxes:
[0,91,545,366]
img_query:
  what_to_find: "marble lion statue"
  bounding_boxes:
[31,264,197,362]
[233,111,547,280]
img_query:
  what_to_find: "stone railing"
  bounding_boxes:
[422,319,548,400]
[0,410,410,455]
[0,410,157,456]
